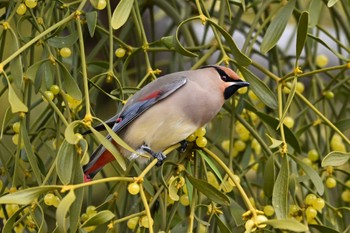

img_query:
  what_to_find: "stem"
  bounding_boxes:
[139,183,154,233]
[75,15,92,119]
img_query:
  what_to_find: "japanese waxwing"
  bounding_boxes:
[83,65,249,181]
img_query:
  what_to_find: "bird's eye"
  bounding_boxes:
[221,75,228,81]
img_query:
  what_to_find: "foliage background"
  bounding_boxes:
[0,0,349,232]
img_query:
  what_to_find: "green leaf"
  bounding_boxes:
[32,203,48,233]
[81,210,115,227]
[21,119,42,183]
[214,214,232,233]
[308,0,323,28]
[174,17,198,57]
[327,0,339,7]
[266,134,283,149]
[290,154,324,195]
[277,77,297,130]
[264,219,308,232]
[186,175,230,206]
[309,224,340,233]
[239,66,277,109]
[56,139,75,185]
[47,31,78,48]
[56,190,76,233]
[89,126,126,171]
[229,199,245,226]
[8,28,23,88]
[56,60,82,101]
[25,59,48,84]
[296,11,309,61]
[261,0,296,53]
[272,156,289,219]
[198,150,223,182]
[207,19,251,66]
[334,119,350,132]
[0,186,57,205]
[86,11,98,37]
[6,79,28,113]
[111,0,134,30]
[64,120,83,144]
[263,154,275,198]
[161,36,175,49]
[322,151,350,167]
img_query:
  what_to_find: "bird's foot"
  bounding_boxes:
[179,140,188,153]
[140,145,166,166]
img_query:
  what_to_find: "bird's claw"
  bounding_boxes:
[153,152,166,166]
[179,140,188,153]
[140,145,166,166]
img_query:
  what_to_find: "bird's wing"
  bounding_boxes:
[109,74,187,134]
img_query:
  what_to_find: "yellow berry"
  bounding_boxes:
[305,193,317,205]
[245,219,255,232]
[325,177,337,189]
[256,215,268,228]
[198,223,207,233]
[263,205,275,217]
[324,91,334,99]
[25,0,37,8]
[289,204,300,215]
[12,134,19,145]
[302,157,313,166]
[312,198,325,212]
[81,213,89,222]
[180,194,190,206]
[195,127,206,137]
[128,182,140,195]
[341,190,350,202]
[331,140,346,152]
[96,0,107,10]
[305,206,317,220]
[196,136,207,148]
[251,139,261,155]
[140,216,153,228]
[221,139,230,152]
[50,85,60,95]
[16,3,27,15]
[127,217,139,230]
[283,116,295,129]
[115,48,126,58]
[234,140,246,152]
[345,180,350,188]
[44,193,55,206]
[207,172,219,189]
[60,47,72,58]
[42,90,54,102]
[248,90,259,101]
[86,205,97,216]
[238,86,248,94]
[316,54,329,67]
[296,82,305,94]
[12,122,21,133]
[52,195,60,207]
[307,149,319,162]
[186,133,196,142]
[221,180,234,193]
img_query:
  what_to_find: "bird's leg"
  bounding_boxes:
[140,145,166,166]
[179,140,188,153]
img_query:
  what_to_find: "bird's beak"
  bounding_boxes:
[224,81,250,99]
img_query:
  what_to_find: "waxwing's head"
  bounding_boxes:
[202,65,250,99]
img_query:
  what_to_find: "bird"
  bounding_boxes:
[83,65,249,181]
